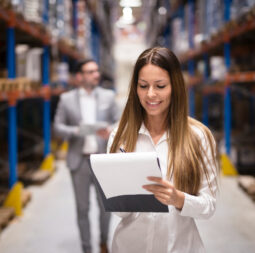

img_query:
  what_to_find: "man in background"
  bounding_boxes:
[54,59,119,253]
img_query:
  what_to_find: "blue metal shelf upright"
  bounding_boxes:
[202,53,210,126]
[224,0,232,156]
[42,45,51,157]
[188,0,195,118]
[42,0,51,157]
[91,17,100,64]
[7,21,17,188]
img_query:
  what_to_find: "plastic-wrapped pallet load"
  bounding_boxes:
[210,57,227,81]
[23,0,42,23]
[76,0,86,52]
[205,0,224,39]
[15,45,29,78]
[48,0,73,40]
[231,0,255,20]
[171,18,188,54]
[9,0,24,13]
[26,48,43,82]
[57,62,69,88]
[84,7,92,58]
[63,0,72,39]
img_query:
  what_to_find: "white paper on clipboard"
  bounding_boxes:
[90,152,162,199]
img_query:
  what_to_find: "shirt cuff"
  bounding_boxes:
[174,192,196,217]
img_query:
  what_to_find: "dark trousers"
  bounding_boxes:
[70,156,110,253]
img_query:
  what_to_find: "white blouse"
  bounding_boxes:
[107,123,218,253]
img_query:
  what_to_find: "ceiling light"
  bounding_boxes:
[116,7,135,27]
[119,0,142,8]
[158,6,167,15]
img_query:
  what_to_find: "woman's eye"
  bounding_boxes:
[157,85,166,89]
[138,84,147,89]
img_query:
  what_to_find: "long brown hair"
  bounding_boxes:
[110,47,218,195]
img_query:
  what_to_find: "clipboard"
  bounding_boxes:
[80,121,108,135]
[89,152,168,212]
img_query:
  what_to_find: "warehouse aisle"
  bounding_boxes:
[1,36,255,253]
[1,161,255,253]
[197,176,255,253]
[0,161,119,253]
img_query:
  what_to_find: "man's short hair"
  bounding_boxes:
[75,59,96,73]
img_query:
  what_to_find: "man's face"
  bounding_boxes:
[78,61,100,90]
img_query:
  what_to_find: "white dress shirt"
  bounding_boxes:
[107,123,218,253]
[79,88,98,154]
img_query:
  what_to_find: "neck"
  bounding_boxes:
[82,85,95,94]
[145,115,167,136]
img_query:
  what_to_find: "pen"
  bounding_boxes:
[119,147,126,153]
[157,157,161,171]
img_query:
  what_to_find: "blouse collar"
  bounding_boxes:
[138,122,168,144]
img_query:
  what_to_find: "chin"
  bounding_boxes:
[146,111,160,117]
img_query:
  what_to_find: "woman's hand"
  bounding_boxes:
[143,177,185,210]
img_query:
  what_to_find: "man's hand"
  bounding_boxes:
[96,128,110,140]
[78,124,94,136]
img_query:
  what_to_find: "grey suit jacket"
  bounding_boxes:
[53,87,119,170]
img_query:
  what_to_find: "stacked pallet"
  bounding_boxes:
[0,189,31,233]
[0,207,15,233]
[238,176,255,201]
[0,78,40,93]
[19,169,51,185]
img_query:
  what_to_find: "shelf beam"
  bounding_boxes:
[226,72,255,83]
[178,4,255,64]
[0,6,81,59]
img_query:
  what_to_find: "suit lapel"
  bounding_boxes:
[74,89,82,123]
[95,87,100,121]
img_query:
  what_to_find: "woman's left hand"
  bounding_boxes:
[143,177,185,210]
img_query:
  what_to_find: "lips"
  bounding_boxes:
[146,101,161,107]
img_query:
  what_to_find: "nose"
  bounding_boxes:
[147,86,156,98]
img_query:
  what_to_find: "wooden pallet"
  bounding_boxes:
[0,188,8,206]
[55,150,67,160]
[0,207,15,233]
[20,169,51,185]
[0,77,40,92]
[22,189,32,208]
[0,193,6,206]
[238,175,255,201]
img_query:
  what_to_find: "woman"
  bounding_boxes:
[107,47,218,253]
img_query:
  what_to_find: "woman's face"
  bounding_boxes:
[137,64,172,121]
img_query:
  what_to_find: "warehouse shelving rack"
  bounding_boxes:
[0,2,84,216]
[0,0,115,220]
[150,0,255,175]
[181,0,255,175]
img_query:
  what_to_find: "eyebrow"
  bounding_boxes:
[138,79,148,83]
[138,79,167,83]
